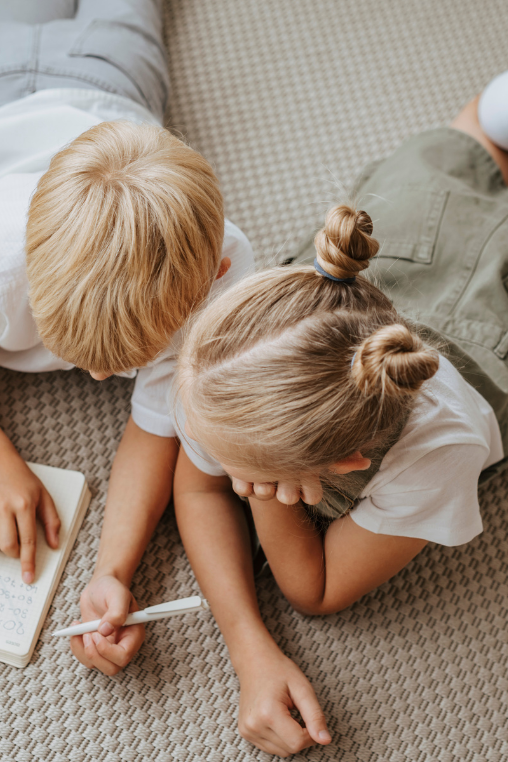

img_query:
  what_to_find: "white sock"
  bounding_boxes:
[478,70,508,151]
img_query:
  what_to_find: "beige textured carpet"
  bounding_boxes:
[1,1,508,760]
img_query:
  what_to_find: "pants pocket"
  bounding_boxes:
[366,185,449,265]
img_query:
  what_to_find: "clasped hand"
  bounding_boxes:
[231,473,323,505]
[236,644,331,757]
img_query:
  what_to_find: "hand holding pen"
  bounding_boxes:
[67,574,208,675]
[54,595,209,637]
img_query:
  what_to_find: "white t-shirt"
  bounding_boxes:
[351,355,504,546]
[0,88,255,440]
[179,352,504,545]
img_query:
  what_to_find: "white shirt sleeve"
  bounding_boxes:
[130,219,255,449]
[350,443,486,546]
[131,347,178,437]
[172,392,227,476]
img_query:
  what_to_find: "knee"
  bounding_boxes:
[478,71,508,151]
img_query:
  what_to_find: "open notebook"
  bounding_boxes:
[0,463,91,668]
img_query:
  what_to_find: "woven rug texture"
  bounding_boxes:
[1,0,508,760]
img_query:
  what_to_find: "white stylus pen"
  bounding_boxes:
[52,595,209,638]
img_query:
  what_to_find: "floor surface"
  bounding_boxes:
[1,1,508,760]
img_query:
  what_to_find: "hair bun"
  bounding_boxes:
[314,203,379,281]
[352,324,439,397]
[354,208,374,236]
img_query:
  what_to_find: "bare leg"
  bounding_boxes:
[451,95,508,185]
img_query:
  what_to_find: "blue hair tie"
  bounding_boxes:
[314,258,356,284]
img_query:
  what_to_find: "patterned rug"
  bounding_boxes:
[1,1,508,760]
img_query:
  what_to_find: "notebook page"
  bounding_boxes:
[0,465,85,660]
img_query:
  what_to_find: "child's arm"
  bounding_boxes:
[249,496,427,615]
[0,427,60,583]
[173,449,332,758]
[70,416,179,675]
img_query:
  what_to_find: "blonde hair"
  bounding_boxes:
[179,203,439,484]
[26,120,224,373]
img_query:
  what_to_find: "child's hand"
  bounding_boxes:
[231,474,323,505]
[236,644,331,757]
[0,443,60,583]
[70,574,145,675]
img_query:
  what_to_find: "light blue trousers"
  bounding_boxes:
[0,0,169,121]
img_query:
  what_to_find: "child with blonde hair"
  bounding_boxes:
[0,0,253,674]
[171,79,508,756]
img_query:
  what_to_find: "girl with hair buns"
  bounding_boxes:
[172,78,508,757]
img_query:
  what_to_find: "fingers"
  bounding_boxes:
[73,632,122,675]
[16,506,37,584]
[87,582,133,632]
[0,480,61,584]
[37,487,61,550]
[299,474,323,506]
[267,712,315,756]
[73,577,145,674]
[252,483,277,500]
[0,510,19,558]
[237,649,330,756]
[233,477,324,505]
[69,621,95,669]
[246,735,291,758]
[83,633,124,676]
[69,619,96,669]
[275,481,301,505]
[92,625,144,669]
[231,478,254,498]
[0,485,61,586]
[290,680,331,745]
[268,476,323,505]
[241,705,315,757]
[71,624,144,675]
[232,478,277,501]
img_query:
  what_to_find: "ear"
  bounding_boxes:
[215,257,231,280]
[329,451,371,475]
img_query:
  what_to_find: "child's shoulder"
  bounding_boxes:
[371,354,503,484]
[411,354,498,445]
[218,219,256,287]
[0,172,42,274]
[352,355,503,546]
